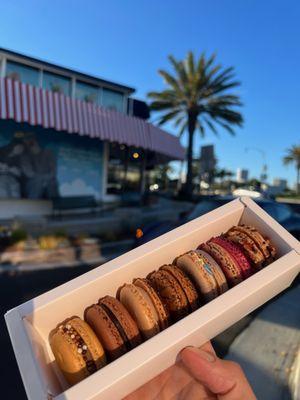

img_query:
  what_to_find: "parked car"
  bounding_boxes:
[134,196,300,246]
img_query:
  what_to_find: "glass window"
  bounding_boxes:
[102,88,124,112]
[6,60,39,86]
[75,80,99,103]
[43,71,71,96]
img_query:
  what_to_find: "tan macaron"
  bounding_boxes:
[49,316,106,386]
[133,278,169,330]
[117,282,161,340]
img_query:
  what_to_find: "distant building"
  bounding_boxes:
[236,168,249,183]
[265,178,288,197]
[273,178,288,191]
[199,145,216,183]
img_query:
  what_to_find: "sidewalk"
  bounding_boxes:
[0,239,134,273]
[225,283,300,399]
[14,198,193,236]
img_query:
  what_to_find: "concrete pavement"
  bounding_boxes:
[225,283,300,400]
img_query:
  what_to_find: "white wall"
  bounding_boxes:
[0,199,52,219]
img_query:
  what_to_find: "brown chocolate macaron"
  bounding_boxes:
[49,316,106,386]
[117,279,168,340]
[147,265,199,322]
[84,296,142,361]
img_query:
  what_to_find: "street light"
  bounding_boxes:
[245,147,268,183]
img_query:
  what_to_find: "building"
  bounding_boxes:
[0,48,184,217]
[236,168,249,183]
[199,145,216,184]
[273,178,287,192]
[265,178,288,197]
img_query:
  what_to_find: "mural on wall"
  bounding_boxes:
[0,131,58,199]
[0,124,103,199]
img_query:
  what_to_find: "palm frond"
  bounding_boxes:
[156,109,182,126]
[283,155,294,165]
[158,70,182,93]
[178,120,188,137]
[196,120,205,137]
[168,55,189,88]
[147,51,243,140]
[202,117,219,136]
[283,145,300,166]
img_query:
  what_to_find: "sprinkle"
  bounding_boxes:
[66,324,71,330]
[71,334,75,339]
[77,348,83,354]
[58,325,64,330]
[82,345,87,350]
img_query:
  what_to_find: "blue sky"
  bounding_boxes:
[0,0,299,186]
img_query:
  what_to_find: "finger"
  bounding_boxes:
[180,346,256,399]
[178,341,216,365]
[196,341,217,356]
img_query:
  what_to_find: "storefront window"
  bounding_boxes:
[102,88,124,112]
[43,71,71,96]
[6,60,39,86]
[107,143,141,194]
[75,80,99,103]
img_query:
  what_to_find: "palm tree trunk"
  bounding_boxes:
[185,113,197,197]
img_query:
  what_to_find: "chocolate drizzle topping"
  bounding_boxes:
[59,323,97,374]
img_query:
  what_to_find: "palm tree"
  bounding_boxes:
[214,168,234,182]
[148,52,243,197]
[283,145,300,194]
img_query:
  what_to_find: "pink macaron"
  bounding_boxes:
[210,236,253,279]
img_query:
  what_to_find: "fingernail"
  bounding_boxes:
[187,347,216,362]
[176,346,194,363]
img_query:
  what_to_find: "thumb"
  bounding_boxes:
[179,343,256,399]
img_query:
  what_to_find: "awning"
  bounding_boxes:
[0,78,185,160]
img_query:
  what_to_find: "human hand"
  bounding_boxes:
[124,341,256,399]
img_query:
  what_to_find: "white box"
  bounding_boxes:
[5,197,300,400]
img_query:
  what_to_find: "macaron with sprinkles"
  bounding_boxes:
[49,316,106,385]
[199,241,243,287]
[174,250,228,302]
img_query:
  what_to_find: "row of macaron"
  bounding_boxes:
[50,224,276,386]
